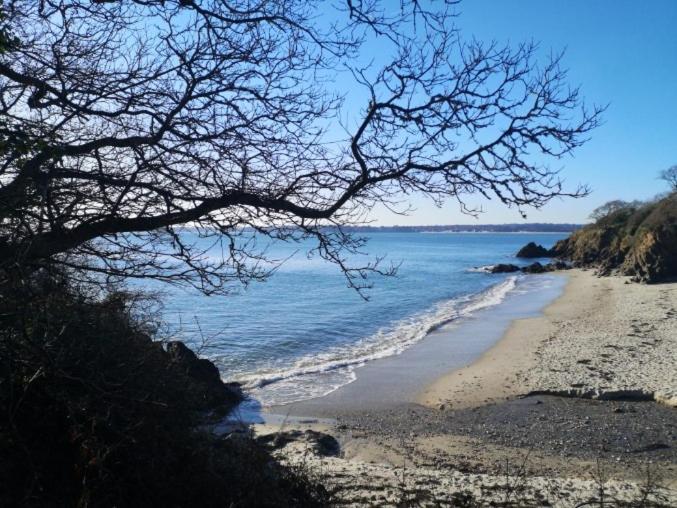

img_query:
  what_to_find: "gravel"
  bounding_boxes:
[336,395,677,465]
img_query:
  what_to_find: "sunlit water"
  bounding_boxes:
[154,232,566,406]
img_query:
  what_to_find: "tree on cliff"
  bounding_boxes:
[589,199,643,222]
[659,165,677,191]
[0,0,602,294]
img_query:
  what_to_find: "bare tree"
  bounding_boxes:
[0,0,602,294]
[659,165,677,191]
[589,199,642,221]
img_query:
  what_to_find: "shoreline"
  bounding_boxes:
[417,270,577,410]
[420,268,677,409]
[251,269,677,504]
[265,273,566,417]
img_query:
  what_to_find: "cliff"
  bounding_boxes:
[551,193,677,283]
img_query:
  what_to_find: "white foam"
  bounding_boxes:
[238,276,520,406]
[466,265,495,273]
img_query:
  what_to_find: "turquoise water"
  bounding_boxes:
[159,232,566,406]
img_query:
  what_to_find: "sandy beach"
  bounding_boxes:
[254,270,677,505]
[420,269,677,409]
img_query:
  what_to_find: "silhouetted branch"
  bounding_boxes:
[0,0,602,294]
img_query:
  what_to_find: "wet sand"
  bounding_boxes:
[269,274,566,417]
[420,269,677,409]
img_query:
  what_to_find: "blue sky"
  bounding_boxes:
[366,0,677,225]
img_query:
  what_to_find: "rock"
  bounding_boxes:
[166,341,243,411]
[516,242,552,258]
[521,262,547,274]
[549,193,677,283]
[519,260,570,274]
[489,263,521,273]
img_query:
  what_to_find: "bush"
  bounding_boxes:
[0,267,328,507]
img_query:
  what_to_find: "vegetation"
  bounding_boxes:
[552,192,677,282]
[0,268,329,507]
[589,199,644,221]
[658,165,677,191]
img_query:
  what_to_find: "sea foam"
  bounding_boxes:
[239,275,519,406]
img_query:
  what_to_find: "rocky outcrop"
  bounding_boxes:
[490,263,521,273]
[519,261,569,274]
[481,261,570,275]
[521,262,547,273]
[551,193,677,283]
[166,341,243,412]
[516,242,552,258]
[620,226,677,283]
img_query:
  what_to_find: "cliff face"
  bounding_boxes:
[552,193,677,283]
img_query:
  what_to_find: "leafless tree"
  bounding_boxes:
[588,199,642,221]
[0,0,602,294]
[658,165,677,191]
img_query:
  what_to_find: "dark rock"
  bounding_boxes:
[521,262,546,273]
[166,341,243,411]
[516,242,552,258]
[545,260,570,271]
[520,260,570,274]
[489,263,521,273]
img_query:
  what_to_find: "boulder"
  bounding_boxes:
[521,262,546,273]
[166,341,243,411]
[520,261,570,274]
[489,263,521,273]
[516,242,552,258]
[544,260,570,271]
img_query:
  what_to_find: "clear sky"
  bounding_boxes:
[367,0,677,225]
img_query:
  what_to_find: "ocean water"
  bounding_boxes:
[158,232,566,407]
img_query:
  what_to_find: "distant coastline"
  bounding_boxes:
[175,223,583,235]
[331,223,583,233]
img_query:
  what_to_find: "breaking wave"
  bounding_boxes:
[238,275,520,405]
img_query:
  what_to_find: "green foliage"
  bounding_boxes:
[0,268,329,507]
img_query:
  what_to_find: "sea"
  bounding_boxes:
[156,231,567,407]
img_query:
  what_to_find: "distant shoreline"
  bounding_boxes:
[176,223,584,234]
[327,224,582,233]
[417,230,571,234]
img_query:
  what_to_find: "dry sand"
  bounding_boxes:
[276,438,674,507]
[419,269,677,409]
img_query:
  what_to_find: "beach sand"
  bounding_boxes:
[419,269,677,409]
[254,270,677,505]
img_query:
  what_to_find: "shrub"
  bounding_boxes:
[0,267,328,507]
